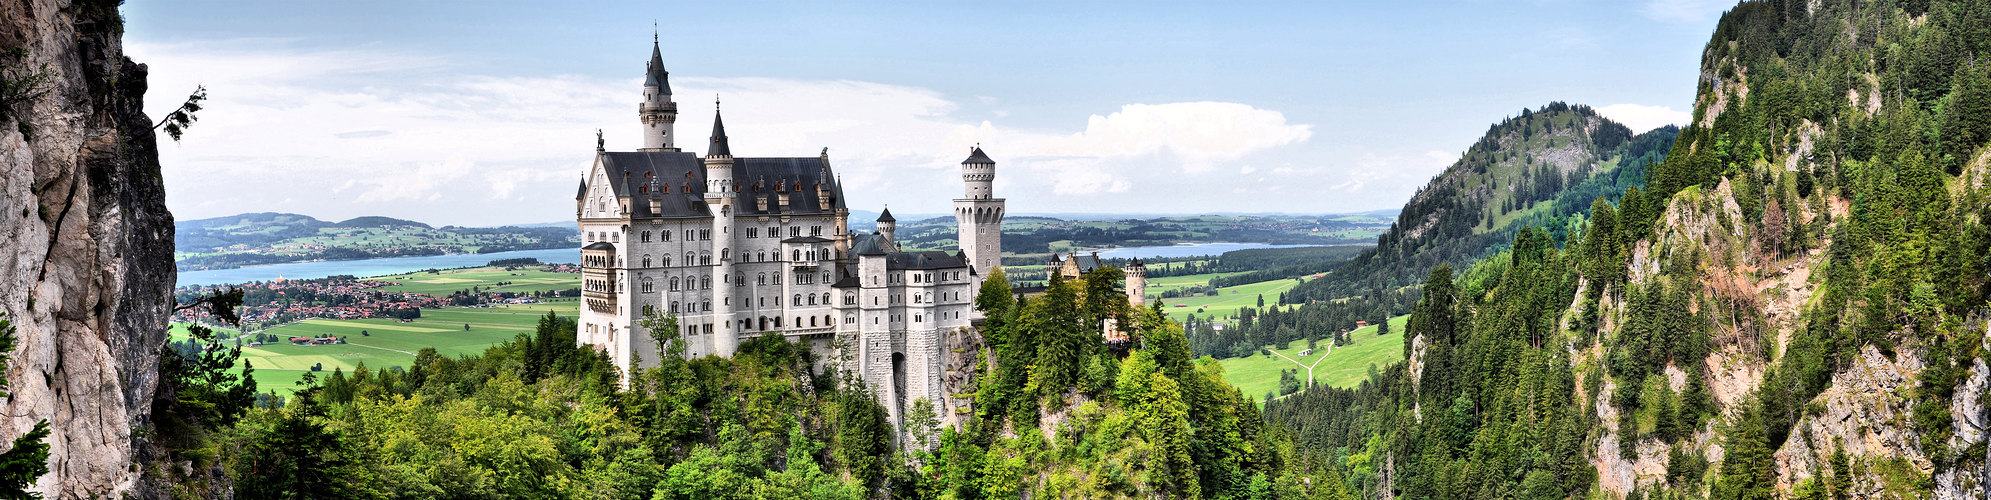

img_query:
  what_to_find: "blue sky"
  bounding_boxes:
[126,0,1737,226]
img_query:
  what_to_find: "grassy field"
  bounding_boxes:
[363,266,579,295]
[1154,277,1313,323]
[1215,314,1409,403]
[175,302,578,393]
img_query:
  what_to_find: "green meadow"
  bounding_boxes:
[1215,314,1408,403]
[1152,276,1310,323]
[175,302,578,394]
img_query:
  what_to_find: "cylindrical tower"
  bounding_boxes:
[954,147,1005,280]
[1125,257,1147,306]
[706,104,737,355]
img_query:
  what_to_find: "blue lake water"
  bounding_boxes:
[176,248,579,288]
[1088,242,1326,260]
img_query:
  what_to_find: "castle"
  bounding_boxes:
[574,38,1004,428]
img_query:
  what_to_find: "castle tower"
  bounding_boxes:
[954,147,1004,278]
[705,102,737,355]
[1125,257,1147,306]
[638,34,679,152]
[876,208,897,248]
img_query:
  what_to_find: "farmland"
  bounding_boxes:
[362,266,579,295]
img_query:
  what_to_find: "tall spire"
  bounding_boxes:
[708,97,731,157]
[644,30,671,95]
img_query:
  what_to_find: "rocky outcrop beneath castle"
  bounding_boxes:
[0,0,177,497]
[938,326,983,429]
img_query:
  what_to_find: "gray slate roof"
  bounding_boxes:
[708,110,731,157]
[645,41,671,94]
[876,207,895,222]
[594,151,843,219]
[963,147,994,164]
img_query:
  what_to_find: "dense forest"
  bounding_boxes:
[142,269,1365,498]
[1265,0,1991,497]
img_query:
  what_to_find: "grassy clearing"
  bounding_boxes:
[176,302,577,394]
[1214,314,1409,403]
[1155,278,1309,323]
[362,266,578,295]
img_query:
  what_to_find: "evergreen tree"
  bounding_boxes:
[0,316,48,499]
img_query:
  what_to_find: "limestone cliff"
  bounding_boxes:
[0,0,176,498]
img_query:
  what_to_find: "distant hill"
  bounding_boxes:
[175,213,577,271]
[883,213,1393,260]
[1282,103,1677,303]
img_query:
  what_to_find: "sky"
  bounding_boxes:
[125,0,1738,227]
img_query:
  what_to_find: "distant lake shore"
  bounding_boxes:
[176,248,579,288]
[1087,242,1351,260]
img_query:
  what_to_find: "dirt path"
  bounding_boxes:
[1266,343,1335,401]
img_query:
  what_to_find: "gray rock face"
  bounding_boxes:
[0,0,176,497]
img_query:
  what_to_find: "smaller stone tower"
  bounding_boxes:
[1125,257,1147,306]
[705,101,737,355]
[876,208,897,249]
[637,34,678,152]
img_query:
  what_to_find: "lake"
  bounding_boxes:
[176,248,579,288]
[1089,242,1326,260]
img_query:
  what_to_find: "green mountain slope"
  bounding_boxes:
[1283,103,1677,305]
[1265,1,1991,498]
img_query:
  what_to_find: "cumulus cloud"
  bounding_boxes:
[1597,103,1692,133]
[1034,102,1313,173]
[1642,0,1734,23]
[133,41,1320,224]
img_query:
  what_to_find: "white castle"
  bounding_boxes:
[574,38,1004,426]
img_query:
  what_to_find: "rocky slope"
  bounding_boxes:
[0,0,175,497]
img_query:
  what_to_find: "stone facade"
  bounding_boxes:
[575,39,1003,432]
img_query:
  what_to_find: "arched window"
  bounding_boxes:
[670,301,680,313]
[661,230,671,242]
[792,250,802,261]
[700,251,711,265]
[757,273,766,286]
[702,300,711,312]
[669,277,680,291]
[756,251,765,262]
[641,231,651,242]
[700,276,712,289]
[808,294,816,306]
[844,293,855,305]
[821,293,831,304]
[684,252,695,265]
[642,255,652,267]
[793,294,802,306]
[640,278,654,293]
[721,248,730,261]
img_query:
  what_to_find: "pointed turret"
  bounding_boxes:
[644,34,672,95]
[708,102,732,158]
[638,32,679,152]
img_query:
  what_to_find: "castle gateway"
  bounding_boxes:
[574,37,1004,428]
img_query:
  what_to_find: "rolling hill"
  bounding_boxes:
[174,212,578,271]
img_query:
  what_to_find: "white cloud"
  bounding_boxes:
[1641,0,1733,23]
[1597,103,1691,133]
[1034,102,1313,173]
[132,40,1318,224]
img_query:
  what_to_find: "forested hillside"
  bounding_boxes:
[1265,1,1991,498]
[1185,105,1675,362]
[1283,103,1678,305]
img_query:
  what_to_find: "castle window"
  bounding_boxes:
[845,315,855,325]
[670,301,680,313]
[793,294,802,306]
[792,250,801,262]
[702,301,711,312]
[821,293,831,304]
[721,248,730,261]
[684,252,695,265]
[810,316,816,327]
[642,255,652,267]
[747,228,757,238]
[641,278,654,293]
[915,314,922,323]
[808,294,816,305]
[700,230,711,240]
[700,276,711,289]
[757,273,766,286]
[735,273,744,286]
[612,233,619,243]
[669,277,679,291]
[811,225,822,235]
[662,231,671,242]
[700,251,711,265]
[661,255,671,267]
[845,293,855,305]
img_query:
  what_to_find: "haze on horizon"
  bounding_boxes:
[128,0,1733,227]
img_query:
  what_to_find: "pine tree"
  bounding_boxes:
[0,315,48,499]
